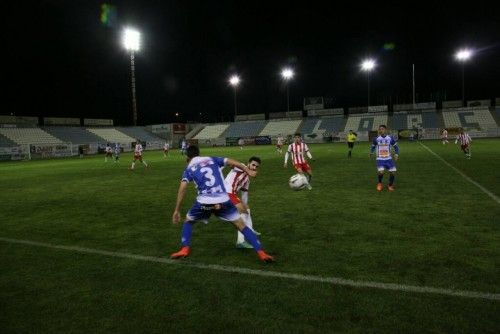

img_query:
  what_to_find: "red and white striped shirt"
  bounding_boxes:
[287,142,310,164]
[134,144,143,156]
[225,167,250,194]
[456,133,471,146]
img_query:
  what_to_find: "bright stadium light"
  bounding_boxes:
[281,67,294,112]
[228,74,240,120]
[361,59,376,72]
[122,28,141,51]
[281,68,294,80]
[229,75,240,87]
[360,58,376,110]
[455,48,474,106]
[122,28,141,125]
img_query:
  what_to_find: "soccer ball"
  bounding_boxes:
[289,173,308,191]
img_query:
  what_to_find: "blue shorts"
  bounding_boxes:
[186,200,240,222]
[376,159,397,172]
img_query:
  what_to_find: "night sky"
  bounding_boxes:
[5,1,500,125]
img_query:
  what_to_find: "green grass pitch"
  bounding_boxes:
[1,139,499,333]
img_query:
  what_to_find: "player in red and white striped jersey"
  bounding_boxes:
[129,139,149,170]
[225,156,261,248]
[455,128,472,159]
[284,133,314,189]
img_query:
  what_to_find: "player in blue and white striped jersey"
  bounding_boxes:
[370,125,399,192]
[170,145,274,262]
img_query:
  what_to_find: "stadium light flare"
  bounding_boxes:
[455,48,473,62]
[361,59,376,72]
[122,28,141,52]
[281,68,295,80]
[229,75,240,87]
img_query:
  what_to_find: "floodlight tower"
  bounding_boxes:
[122,28,141,126]
[229,75,240,121]
[281,68,294,112]
[361,59,376,110]
[455,48,473,107]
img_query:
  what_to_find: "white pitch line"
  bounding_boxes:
[1,237,499,301]
[419,141,500,205]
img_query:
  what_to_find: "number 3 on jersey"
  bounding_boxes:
[200,167,216,186]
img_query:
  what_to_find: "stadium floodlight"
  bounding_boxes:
[360,58,376,109]
[281,68,295,112]
[122,28,141,126]
[229,74,240,120]
[455,48,474,106]
[122,28,141,52]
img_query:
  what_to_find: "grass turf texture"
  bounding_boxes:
[1,139,499,332]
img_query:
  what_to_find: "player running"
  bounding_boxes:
[441,129,449,145]
[163,141,170,157]
[284,133,314,190]
[113,143,120,163]
[370,125,399,192]
[104,144,113,162]
[455,128,472,159]
[225,156,261,249]
[276,134,284,154]
[346,130,358,158]
[170,146,274,263]
[129,140,149,170]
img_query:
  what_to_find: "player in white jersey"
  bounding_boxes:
[225,156,261,248]
[180,139,188,155]
[170,146,274,263]
[276,134,284,154]
[163,142,170,157]
[238,138,245,150]
[129,139,149,170]
[104,144,113,162]
[370,125,399,192]
[284,133,314,190]
[455,128,472,159]
[113,143,120,163]
[441,129,449,145]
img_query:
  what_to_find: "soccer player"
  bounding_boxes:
[113,143,120,163]
[276,134,284,154]
[163,141,170,157]
[104,144,113,162]
[170,145,274,263]
[346,130,358,158]
[284,133,314,190]
[370,125,399,192]
[441,128,449,145]
[180,139,188,156]
[238,138,245,150]
[455,128,472,159]
[129,140,149,170]
[225,156,261,249]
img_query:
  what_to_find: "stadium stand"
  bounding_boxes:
[343,113,388,132]
[193,124,230,140]
[391,112,408,130]
[116,127,164,142]
[0,128,63,145]
[493,107,500,126]
[300,116,346,135]
[223,120,268,137]
[87,128,136,143]
[43,127,104,144]
[0,133,17,147]
[442,108,497,129]
[259,120,302,136]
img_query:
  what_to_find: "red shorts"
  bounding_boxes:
[228,193,241,205]
[461,144,469,150]
[134,154,143,161]
[276,144,283,149]
[294,162,311,172]
[106,152,112,157]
